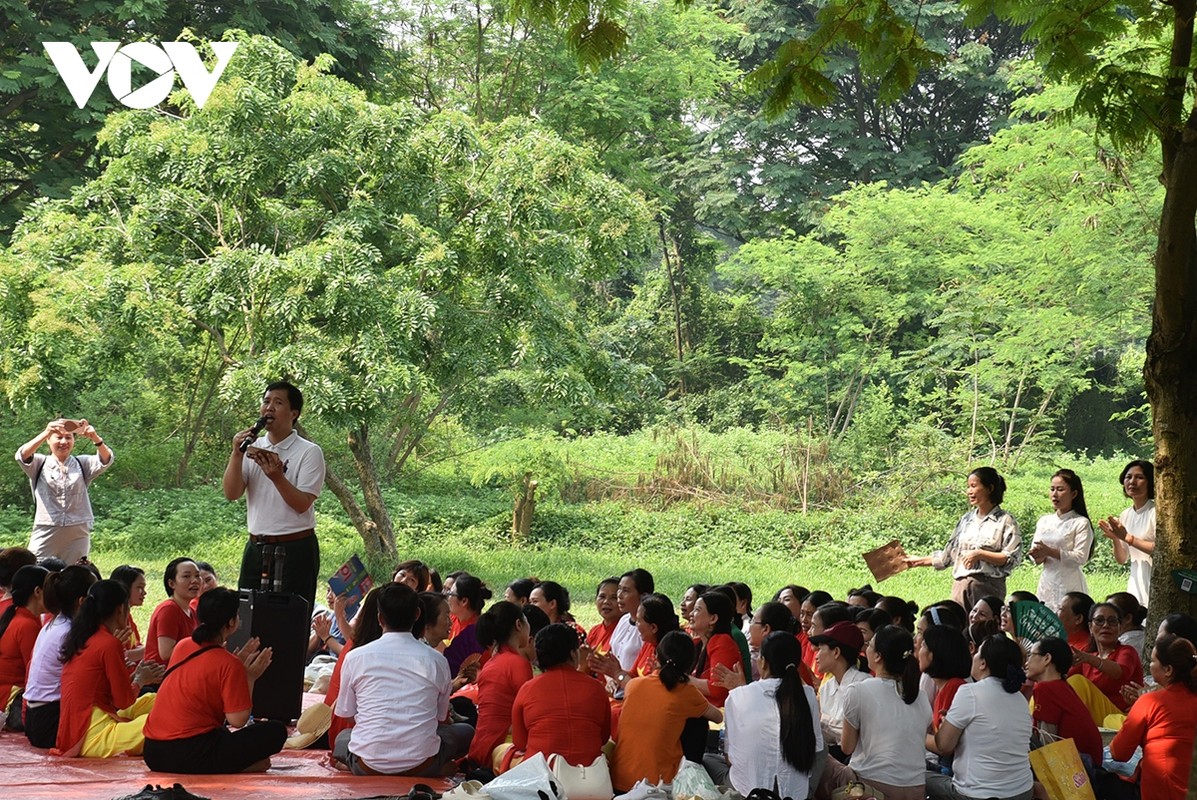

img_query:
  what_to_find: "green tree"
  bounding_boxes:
[697,0,1197,643]
[0,0,386,236]
[0,35,652,561]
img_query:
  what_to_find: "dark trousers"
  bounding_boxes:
[24,702,59,748]
[144,721,287,774]
[238,534,319,614]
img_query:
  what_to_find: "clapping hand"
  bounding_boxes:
[244,645,274,681]
[712,661,745,690]
[1098,517,1128,542]
[234,636,262,664]
[133,660,166,687]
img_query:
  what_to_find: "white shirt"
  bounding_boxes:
[943,677,1033,797]
[817,666,868,745]
[726,677,822,799]
[24,615,71,703]
[242,430,325,536]
[335,631,451,772]
[842,676,932,788]
[1032,509,1094,609]
[1120,501,1155,607]
[609,613,641,671]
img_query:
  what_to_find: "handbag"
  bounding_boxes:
[1029,738,1097,800]
[548,753,614,800]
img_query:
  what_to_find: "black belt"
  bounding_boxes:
[250,528,314,545]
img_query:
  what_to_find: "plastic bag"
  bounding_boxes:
[486,752,565,800]
[672,757,720,800]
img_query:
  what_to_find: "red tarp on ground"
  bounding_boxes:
[0,730,451,800]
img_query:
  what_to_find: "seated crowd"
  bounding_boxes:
[0,544,1195,800]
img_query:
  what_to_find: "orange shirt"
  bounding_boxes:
[144,638,250,741]
[512,665,611,765]
[55,628,137,756]
[696,633,739,707]
[0,607,42,698]
[145,599,196,665]
[1110,683,1197,797]
[467,647,534,764]
[611,676,709,791]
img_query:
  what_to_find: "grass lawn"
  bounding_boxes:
[0,482,1132,630]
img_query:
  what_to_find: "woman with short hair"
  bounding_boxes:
[142,587,285,773]
[509,623,611,767]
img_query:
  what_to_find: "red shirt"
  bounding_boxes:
[796,632,819,688]
[125,612,142,648]
[143,638,251,741]
[324,640,356,749]
[1110,683,1197,798]
[587,620,617,653]
[467,647,534,764]
[512,665,611,765]
[1069,643,1142,711]
[55,627,137,756]
[1032,679,1103,766]
[931,677,966,731]
[145,599,196,665]
[696,633,739,707]
[0,606,43,698]
[632,641,658,677]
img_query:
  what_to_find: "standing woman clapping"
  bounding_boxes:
[1098,460,1155,608]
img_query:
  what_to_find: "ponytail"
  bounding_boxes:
[61,580,128,663]
[476,601,525,649]
[1153,634,1197,692]
[873,625,920,703]
[42,565,97,618]
[0,565,49,640]
[192,587,241,644]
[979,634,1026,693]
[762,631,816,772]
[657,630,696,691]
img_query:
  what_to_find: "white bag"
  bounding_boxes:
[486,752,566,800]
[548,753,613,800]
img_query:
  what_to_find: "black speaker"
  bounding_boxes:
[226,589,309,722]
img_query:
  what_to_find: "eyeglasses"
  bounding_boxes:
[1091,617,1120,626]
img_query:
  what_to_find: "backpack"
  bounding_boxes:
[29,454,91,498]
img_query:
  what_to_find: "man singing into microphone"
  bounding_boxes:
[223,381,326,612]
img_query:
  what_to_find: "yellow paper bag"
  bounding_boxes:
[1029,738,1096,800]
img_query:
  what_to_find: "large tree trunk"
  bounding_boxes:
[1144,8,1197,645]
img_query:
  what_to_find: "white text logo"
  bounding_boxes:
[42,41,239,110]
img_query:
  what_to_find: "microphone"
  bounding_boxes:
[238,415,270,453]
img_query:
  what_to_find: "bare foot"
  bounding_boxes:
[326,753,351,772]
[242,758,271,773]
